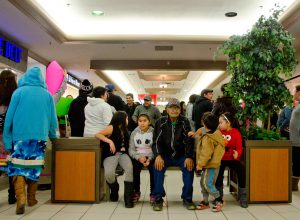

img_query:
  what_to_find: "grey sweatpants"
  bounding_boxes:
[200,168,220,202]
[103,152,133,184]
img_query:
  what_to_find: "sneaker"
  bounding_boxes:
[212,200,223,212]
[153,198,164,211]
[196,201,210,210]
[150,195,156,205]
[183,199,196,210]
[132,192,141,202]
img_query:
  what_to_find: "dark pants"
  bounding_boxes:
[132,159,154,195]
[292,147,300,177]
[215,160,246,189]
[153,156,194,201]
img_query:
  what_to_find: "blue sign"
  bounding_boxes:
[0,37,22,63]
[67,74,81,88]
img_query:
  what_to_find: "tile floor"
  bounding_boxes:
[1,171,300,220]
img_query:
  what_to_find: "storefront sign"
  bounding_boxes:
[0,37,22,63]
[0,33,28,72]
[67,73,81,88]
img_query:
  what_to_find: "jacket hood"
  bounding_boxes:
[87,97,106,106]
[206,130,225,147]
[195,96,208,104]
[18,67,46,88]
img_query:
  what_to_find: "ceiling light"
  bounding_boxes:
[92,10,104,16]
[183,71,224,102]
[225,12,237,17]
[102,70,138,99]
[159,83,168,88]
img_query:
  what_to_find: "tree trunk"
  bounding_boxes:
[267,110,271,132]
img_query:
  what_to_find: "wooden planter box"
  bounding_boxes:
[246,140,292,203]
[51,138,104,203]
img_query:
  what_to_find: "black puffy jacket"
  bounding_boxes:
[192,96,213,130]
[152,115,194,159]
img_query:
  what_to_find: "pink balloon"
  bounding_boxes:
[46,60,64,95]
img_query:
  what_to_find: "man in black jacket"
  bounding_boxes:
[105,84,125,111]
[68,79,93,137]
[193,89,213,130]
[152,98,195,211]
[125,93,137,133]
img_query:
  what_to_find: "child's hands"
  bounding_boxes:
[143,159,150,167]
[233,150,238,159]
[188,131,194,138]
[138,156,147,164]
[109,141,116,154]
[120,147,126,152]
[195,165,202,176]
[196,165,202,172]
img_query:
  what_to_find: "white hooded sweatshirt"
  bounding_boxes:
[84,97,113,137]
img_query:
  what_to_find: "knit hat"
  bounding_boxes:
[167,98,180,108]
[80,79,93,94]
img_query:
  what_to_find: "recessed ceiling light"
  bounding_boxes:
[225,12,237,17]
[92,10,104,16]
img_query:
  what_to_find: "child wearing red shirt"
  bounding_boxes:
[215,112,248,208]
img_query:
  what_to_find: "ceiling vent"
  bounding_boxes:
[155,46,173,51]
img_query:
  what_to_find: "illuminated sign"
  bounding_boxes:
[67,74,81,88]
[0,37,22,63]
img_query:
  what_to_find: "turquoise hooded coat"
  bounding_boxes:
[3,67,57,150]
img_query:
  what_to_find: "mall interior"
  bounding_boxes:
[1,0,300,219]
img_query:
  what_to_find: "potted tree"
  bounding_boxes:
[217,7,297,203]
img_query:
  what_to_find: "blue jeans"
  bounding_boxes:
[153,156,194,201]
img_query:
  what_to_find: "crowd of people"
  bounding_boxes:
[0,67,300,215]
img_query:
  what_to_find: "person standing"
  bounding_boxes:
[277,105,293,140]
[68,79,93,136]
[132,95,161,126]
[186,94,197,132]
[3,67,57,214]
[193,89,214,130]
[125,93,138,133]
[290,85,300,191]
[212,84,237,117]
[189,112,225,212]
[105,84,125,111]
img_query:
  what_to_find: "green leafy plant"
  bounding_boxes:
[241,126,282,141]
[217,6,297,139]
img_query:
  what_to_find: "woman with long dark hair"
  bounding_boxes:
[95,111,134,208]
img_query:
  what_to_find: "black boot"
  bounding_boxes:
[108,181,119,202]
[238,187,248,208]
[124,181,134,208]
[8,176,16,204]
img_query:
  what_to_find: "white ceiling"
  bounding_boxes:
[31,0,296,40]
[0,0,300,103]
